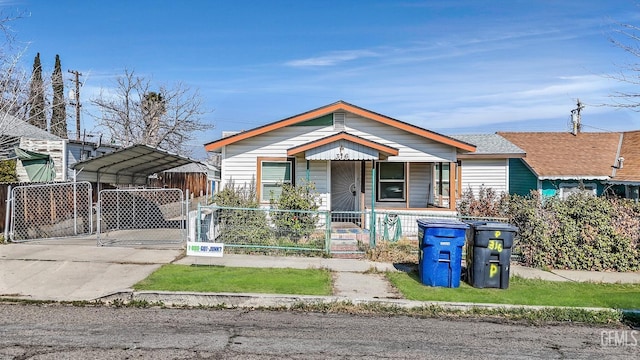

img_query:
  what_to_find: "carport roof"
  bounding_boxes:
[71,144,197,185]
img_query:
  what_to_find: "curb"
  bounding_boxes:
[97,290,620,314]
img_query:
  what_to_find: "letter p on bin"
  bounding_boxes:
[417,219,469,288]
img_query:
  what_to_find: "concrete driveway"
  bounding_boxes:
[0,240,183,301]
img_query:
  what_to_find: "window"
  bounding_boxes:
[456,160,462,199]
[433,162,450,206]
[559,182,596,200]
[81,150,91,161]
[259,158,294,202]
[435,162,450,196]
[377,162,405,201]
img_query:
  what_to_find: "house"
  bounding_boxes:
[451,134,525,197]
[607,130,640,199]
[0,112,67,182]
[497,131,633,198]
[67,136,120,180]
[204,101,523,214]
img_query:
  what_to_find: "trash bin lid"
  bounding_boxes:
[466,221,517,232]
[417,218,469,229]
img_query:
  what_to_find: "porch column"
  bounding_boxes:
[449,161,456,211]
[370,159,376,247]
[405,162,410,209]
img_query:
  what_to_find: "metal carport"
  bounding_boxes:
[71,144,197,186]
[70,144,201,246]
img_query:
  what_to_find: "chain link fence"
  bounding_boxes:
[193,205,509,255]
[97,188,186,246]
[194,205,329,253]
[8,182,93,242]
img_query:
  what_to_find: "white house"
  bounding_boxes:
[204,101,523,216]
[452,134,525,198]
[0,112,67,182]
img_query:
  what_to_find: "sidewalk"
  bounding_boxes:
[173,254,403,299]
[2,241,640,306]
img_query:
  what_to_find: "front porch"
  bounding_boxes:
[295,159,461,214]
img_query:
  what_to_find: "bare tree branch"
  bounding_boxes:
[0,10,56,160]
[605,18,640,111]
[90,69,213,156]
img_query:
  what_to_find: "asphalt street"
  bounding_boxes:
[1,304,638,359]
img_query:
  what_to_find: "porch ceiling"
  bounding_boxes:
[287,132,399,160]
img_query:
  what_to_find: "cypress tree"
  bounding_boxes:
[28,52,46,130]
[50,54,67,138]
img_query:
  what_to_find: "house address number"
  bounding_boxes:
[335,145,350,160]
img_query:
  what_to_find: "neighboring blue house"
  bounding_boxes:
[498,131,626,198]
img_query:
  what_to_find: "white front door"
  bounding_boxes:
[330,161,357,212]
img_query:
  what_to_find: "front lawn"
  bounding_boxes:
[386,271,640,309]
[134,264,333,296]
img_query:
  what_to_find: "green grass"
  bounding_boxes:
[134,264,333,296]
[386,271,640,309]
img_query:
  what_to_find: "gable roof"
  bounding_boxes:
[0,112,63,141]
[612,130,640,183]
[498,131,621,179]
[204,100,476,153]
[452,134,525,159]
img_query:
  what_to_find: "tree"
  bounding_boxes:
[50,54,67,138]
[91,69,212,156]
[142,91,165,146]
[0,10,36,161]
[605,20,640,110]
[28,52,46,130]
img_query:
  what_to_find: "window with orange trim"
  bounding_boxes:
[377,162,405,201]
[259,158,295,202]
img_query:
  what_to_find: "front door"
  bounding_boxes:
[331,161,357,212]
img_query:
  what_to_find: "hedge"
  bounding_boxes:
[458,188,640,271]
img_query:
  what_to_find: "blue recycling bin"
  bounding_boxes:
[417,219,468,287]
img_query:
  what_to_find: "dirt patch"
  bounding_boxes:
[366,239,418,264]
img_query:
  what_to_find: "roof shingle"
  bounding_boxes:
[497,131,621,179]
[452,134,525,155]
[613,131,640,182]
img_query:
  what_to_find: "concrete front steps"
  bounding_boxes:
[329,226,370,259]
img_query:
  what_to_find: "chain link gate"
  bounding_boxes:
[97,188,186,246]
[8,182,93,242]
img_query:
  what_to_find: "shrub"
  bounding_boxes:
[269,180,321,242]
[0,159,17,183]
[458,188,640,271]
[213,178,270,244]
[456,185,508,218]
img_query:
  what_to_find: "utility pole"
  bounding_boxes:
[570,99,584,136]
[68,70,82,140]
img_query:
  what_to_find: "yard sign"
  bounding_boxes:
[186,241,224,257]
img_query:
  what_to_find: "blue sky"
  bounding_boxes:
[6,0,640,159]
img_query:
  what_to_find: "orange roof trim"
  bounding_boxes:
[204,101,476,152]
[287,132,399,156]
